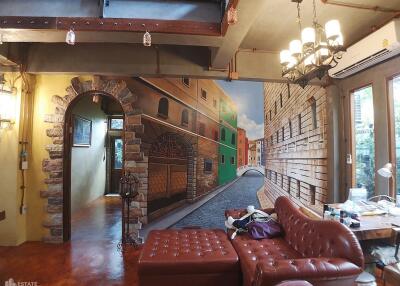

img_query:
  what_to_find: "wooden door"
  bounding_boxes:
[110,137,123,194]
[148,133,188,217]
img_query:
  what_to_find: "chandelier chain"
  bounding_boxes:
[296,2,302,33]
[313,0,319,26]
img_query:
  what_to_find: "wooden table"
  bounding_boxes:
[328,204,400,241]
[351,215,400,241]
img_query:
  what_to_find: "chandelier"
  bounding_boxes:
[280,0,345,87]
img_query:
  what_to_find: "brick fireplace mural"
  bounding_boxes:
[39,76,238,243]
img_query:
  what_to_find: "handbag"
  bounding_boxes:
[247,219,283,240]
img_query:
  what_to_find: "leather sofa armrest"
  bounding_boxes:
[225,208,275,219]
[253,258,363,286]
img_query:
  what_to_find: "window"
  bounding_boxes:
[221,128,226,141]
[270,135,273,145]
[213,99,217,108]
[221,154,225,164]
[297,180,301,198]
[109,117,124,130]
[158,97,169,118]
[213,130,219,141]
[199,123,205,136]
[201,89,207,100]
[310,97,317,129]
[287,177,291,193]
[310,185,316,205]
[352,85,375,198]
[114,138,123,169]
[231,133,236,145]
[287,83,291,99]
[276,130,279,143]
[182,77,190,87]
[280,93,283,108]
[281,127,284,142]
[274,101,277,115]
[230,156,235,165]
[181,109,189,126]
[204,159,213,173]
[390,75,400,196]
[298,114,302,135]
[269,110,272,121]
[289,120,292,138]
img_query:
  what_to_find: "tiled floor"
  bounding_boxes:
[0,196,141,286]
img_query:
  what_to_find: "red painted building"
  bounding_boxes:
[237,128,248,167]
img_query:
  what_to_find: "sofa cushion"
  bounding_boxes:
[230,233,302,286]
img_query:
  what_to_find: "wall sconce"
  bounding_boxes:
[0,74,16,130]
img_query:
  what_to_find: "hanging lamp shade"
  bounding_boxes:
[325,19,341,39]
[289,40,302,56]
[280,50,291,65]
[301,27,316,46]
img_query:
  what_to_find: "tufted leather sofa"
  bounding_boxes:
[225,196,364,286]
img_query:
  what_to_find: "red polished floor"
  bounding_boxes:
[0,196,141,286]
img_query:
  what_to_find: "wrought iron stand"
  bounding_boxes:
[118,172,140,251]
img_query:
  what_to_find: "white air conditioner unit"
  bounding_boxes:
[329,19,400,79]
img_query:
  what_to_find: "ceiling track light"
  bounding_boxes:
[280,0,345,87]
[65,27,76,45]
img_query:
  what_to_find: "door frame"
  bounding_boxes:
[63,92,125,241]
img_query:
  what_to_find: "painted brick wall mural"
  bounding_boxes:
[264,83,328,213]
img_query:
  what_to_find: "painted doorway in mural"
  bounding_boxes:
[148,133,188,221]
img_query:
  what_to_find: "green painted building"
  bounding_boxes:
[218,98,238,185]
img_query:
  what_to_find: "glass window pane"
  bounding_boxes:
[114,139,123,169]
[111,118,123,130]
[353,86,375,198]
[393,76,400,195]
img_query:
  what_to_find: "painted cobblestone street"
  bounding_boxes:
[171,170,264,229]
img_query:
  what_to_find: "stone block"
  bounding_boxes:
[43,235,63,244]
[47,204,63,213]
[51,95,66,108]
[42,159,63,172]
[125,152,143,161]
[125,144,140,153]
[71,77,84,94]
[43,213,62,227]
[44,114,64,123]
[126,115,141,125]
[40,189,62,198]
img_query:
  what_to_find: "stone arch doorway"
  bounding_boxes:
[41,76,144,243]
[147,132,194,221]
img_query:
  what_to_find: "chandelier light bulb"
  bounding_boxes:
[280,50,291,66]
[143,31,152,47]
[65,28,76,45]
[227,7,238,25]
[301,27,316,47]
[304,53,316,67]
[325,19,341,40]
[287,56,297,69]
[289,40,302,57]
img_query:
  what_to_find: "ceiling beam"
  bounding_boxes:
[210,0,268,69]
[0,16,220,36]
[21,43,286,82]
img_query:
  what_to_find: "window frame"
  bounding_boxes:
[157,97,169,119]
[181,109,189,127]
[349,83,376,195]
[108,115,124,131]
[387,73,400,198]
[182,77,190,87]
[204,158,213,174]
[201,88,207,101]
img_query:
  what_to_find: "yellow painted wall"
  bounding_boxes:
[26,74,88,241]
[0,73,26,246]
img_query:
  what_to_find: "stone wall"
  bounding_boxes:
[41,76,145,242]
[264,83,328,213]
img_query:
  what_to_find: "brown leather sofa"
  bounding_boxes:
[225,196,364,286]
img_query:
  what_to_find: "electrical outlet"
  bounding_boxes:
[21,161,28,170]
